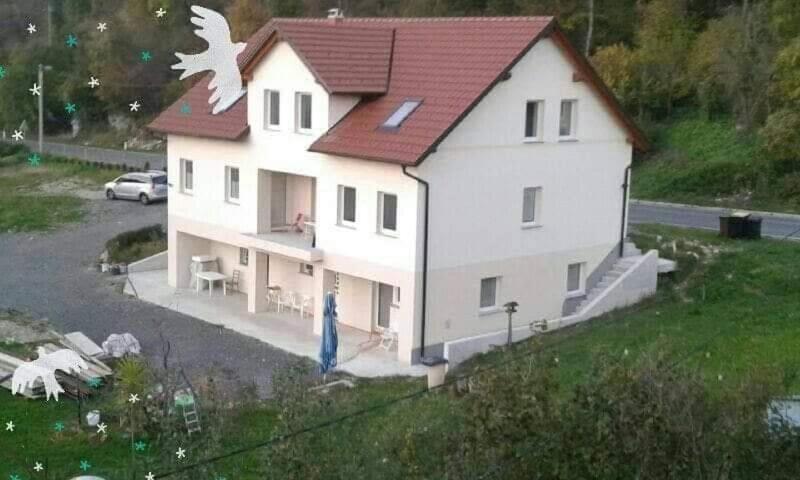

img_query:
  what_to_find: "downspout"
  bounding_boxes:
[619,165,631,257]
[402,165,429,362]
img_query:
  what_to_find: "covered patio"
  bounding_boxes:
[125,269,426,377]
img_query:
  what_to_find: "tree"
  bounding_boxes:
[227,0,271,42]
[636,0,694,116]
[271,0,305,17]
[592,43,642,115]
[688,14,738,118]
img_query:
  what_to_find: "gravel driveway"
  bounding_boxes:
[0,197,302,395]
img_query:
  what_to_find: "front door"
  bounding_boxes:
[377,283,393,329]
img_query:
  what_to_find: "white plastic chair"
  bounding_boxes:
[300,295,314,318]
[267,289,281,310]
[379,315,399,351]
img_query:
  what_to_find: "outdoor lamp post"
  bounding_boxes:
[38,64,53,154]
[503,301,519,346]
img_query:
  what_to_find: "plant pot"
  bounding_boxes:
[100,263,109,273]
[119,264,128,274]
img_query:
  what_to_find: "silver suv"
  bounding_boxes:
[105,171,168,205]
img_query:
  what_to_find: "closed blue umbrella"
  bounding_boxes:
[319,292,338,375]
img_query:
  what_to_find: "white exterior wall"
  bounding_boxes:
[166,40,424,364]
[415,37,633,347]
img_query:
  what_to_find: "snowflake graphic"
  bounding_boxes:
[9,474,21,480]
[65,103,77,115]
[79,459,91,471]
[134,440,147,452]
[0,66,6,79]
[28,153,40,167]
[87,377,103,388]
[66,34,78,48]
[180,102,192,115]
[141,51,153,62]
[53,421,65,432]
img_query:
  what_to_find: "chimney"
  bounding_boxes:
[327,8,344,22]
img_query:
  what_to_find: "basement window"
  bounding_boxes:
[381,100,422,129]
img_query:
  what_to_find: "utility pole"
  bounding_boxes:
[38,64,44,153]
[47,0,53,47]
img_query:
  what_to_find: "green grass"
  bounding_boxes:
[631,113,799,212]
[0,148,120,232]
[3,225,799,477]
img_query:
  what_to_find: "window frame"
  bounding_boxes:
[479,276,501,313]
[523,100,544,142]
[559,99,578,140]
[299,263,314,276]
[180,159,194,194]
[239,247,249,266]
[566,262,586,297]
[380,99,422,130]
[337,185,357,228]
[225,166,240,204]
[521,186,543,228]
[295,92,313,134]
[377,191,398,236]
[264,89,280,130]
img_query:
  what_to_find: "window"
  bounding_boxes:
[378,192,398,235]
[522,187,542,226]
[181,159,193,193]
[299,263,314,276]
[382,100,421,129]
[295,92,312,132]
[338,185,357,226]
[567,263,584,294]
[393,286,401,306]
[524,100,543,140]
[226,166,239,203]
[239,248,249,266]
[480,277,499,310]
[264,90,280,129]
[559,100,577,138]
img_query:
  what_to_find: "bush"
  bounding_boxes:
[105,224,166,263]
[0,141,29,157]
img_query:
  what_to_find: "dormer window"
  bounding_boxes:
[382,100,422,129]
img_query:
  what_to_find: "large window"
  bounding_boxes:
[524,100,543,140]
[264,90,280,129]
[480,277,499,310]
[522,186,542,226]
[559,99,578,138]
[378,192,398,235]
[567,263,584,294]
[295,92,312,132]
[338,185,357,227]
[225,166,239,203]
[181,159,193,193]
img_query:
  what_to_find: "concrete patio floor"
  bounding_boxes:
[125,270,427,378]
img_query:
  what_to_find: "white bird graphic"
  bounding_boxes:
[11,347,88,401]
[172,6,247,115]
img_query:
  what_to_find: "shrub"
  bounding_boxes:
[0,141,28,157]
[105,224,166,263]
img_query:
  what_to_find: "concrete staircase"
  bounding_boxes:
[573,242,643,314]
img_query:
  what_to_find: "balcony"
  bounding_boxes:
[243,170,321,262]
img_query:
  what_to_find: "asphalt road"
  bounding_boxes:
[0,197,300,396]
[629,200,800,240]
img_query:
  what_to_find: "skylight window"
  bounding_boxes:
[382,100,422,129]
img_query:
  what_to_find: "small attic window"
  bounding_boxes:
[382,100,422,129]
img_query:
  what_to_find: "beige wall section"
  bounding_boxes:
[426,243,616,345]
[336,273,374,332]
[209,241,250,293]
[268,255,314,298]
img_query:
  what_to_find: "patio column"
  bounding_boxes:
[247,248,268,313]
[313,267,335,336]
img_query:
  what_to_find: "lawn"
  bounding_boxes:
[631,112,800,213]
[2,225,799,478]
[0,144,121,232]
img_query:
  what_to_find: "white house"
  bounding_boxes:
[148,15,656,369]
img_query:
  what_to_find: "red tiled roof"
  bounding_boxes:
[148,76,249,141]
[150,16,648,161]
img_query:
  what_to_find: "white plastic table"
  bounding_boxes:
[195,271,228,296]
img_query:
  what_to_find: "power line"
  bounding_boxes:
[152,331,575,478]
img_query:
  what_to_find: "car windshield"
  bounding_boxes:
[152,175,167,185]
